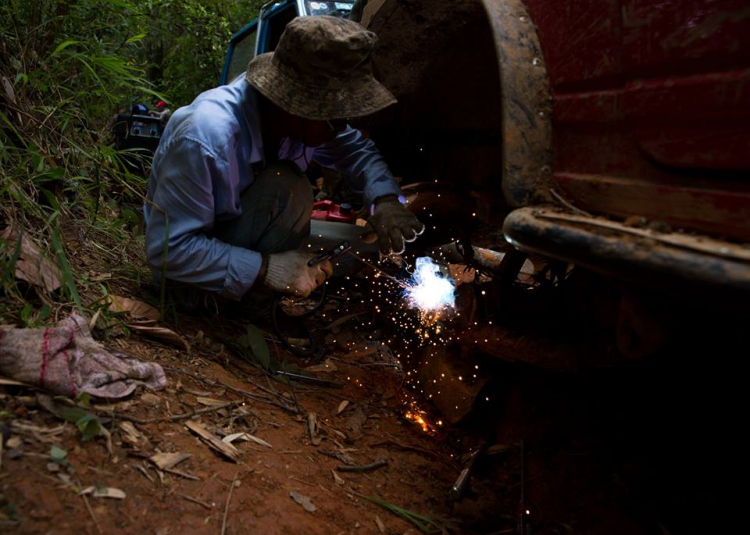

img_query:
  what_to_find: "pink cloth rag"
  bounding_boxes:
[0,313,167,399]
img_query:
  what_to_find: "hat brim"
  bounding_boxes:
[246,53,397,121]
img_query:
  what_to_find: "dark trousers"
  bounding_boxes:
[169,160,313,317]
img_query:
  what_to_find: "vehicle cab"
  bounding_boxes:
[221,0,356,85]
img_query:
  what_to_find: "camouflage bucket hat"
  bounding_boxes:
[245,16,396,120]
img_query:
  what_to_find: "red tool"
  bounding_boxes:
[311,200,357,224]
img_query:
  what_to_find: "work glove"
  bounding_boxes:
[366,195,425,255]
[261,250,333,297]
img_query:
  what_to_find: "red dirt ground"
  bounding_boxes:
[1,304,483,535]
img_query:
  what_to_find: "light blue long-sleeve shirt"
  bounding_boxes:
[144,76,401,301]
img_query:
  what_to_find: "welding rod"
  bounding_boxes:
[345,250,409,289]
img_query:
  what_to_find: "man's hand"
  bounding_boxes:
[262,250,333,297]
[366,196,425,254]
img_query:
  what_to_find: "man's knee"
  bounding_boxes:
[256,160,313,207]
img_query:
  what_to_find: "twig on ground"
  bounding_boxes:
[337,459,388,473]
[384,434,460,471]
[225,361,279,397]
[218,379,299,414]
[296,386,375,406]
[179,493,214,510]
[163,365,299,413]
[78,481,103,535]
[93,401,243,425]
[319,449,355,464]
[221,472,239,535]
[268,341,302,413]
[132,464,155,484]
[371,439,442,461]
[163,467,200,481]
[288,475,316,487]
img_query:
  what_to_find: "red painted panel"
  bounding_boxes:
[523,0,624,92]
[524,0,750,237]
[554,69,750,170]
[624,69,750,170]
[622,0,750,78]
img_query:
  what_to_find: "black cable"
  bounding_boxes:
[270,284,328,360]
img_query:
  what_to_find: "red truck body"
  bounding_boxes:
[362,0,750,293]
[525,0,750,241]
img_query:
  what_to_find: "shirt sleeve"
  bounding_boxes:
[311,127,402,207]
[144,137,262,301]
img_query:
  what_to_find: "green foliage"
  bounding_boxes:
[237,324,272,369]
[57,405,105,441]
[120,0,266,106]
[49,444,76,474]
[49,445,69,465]
[1,0,263,323]
[19,302,52,328]
[75,392,93,407]
[361,495,448,534]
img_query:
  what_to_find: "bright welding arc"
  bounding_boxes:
[405,257,455,313]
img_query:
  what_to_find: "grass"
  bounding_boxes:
[0,1,156,324]
[362,495,449,534]
[336,485,451,534]
[0,0,266,326]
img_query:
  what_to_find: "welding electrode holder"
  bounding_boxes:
[270,241,352,362]
[307,240,352,267]
[450,440,489,500]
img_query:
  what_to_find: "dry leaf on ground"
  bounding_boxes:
[308,412,322,446]
[289,491,317,513]
[179,385,213,397]
[0,227,62,291]
[304,358,338,373]
[119,421,149,447]
[2,76,16,102]
[96,399,138,412]
[331,469,344,486]
[80,486,126,499]
[337,400,349,414]
[221,433,272,448]
[344,405,368,441]
[140,393,161,405]
[195,397,226,407]
[149,452,191,470]
[375,515,386,533]
[185,420,239,463]
[127,324,190,351]
[107,295,160,321]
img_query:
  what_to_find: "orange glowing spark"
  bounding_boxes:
[404,411,430,433]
